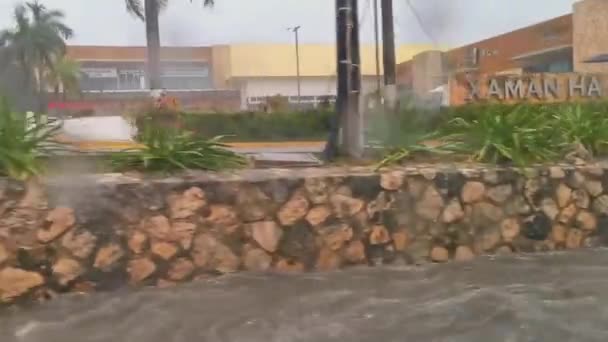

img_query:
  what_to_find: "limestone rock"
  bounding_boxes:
[335,186,353,196]
[482,169,500,184]
[0,243,7,265]
[592,195,608,215]
[128,258,156,283]
[574,189,591,209]
[343,241,366,263]
[524,179,541,206]
[250,221,283,253]
[392,230,410,252]
[61,230,97,259]
[461,168,481,179]
[205,205,241,235]
[407,239,431,262]
[495,246,513,255]
[236,186,272,222]
[167,258,194,281]
[475,227,501,252]
[94,244,125,271]
[316,247,342,271]
[549,166,566,179]
[462,182,485,203]
[442,199,464,223]
[277,195,310,226]
[367,192,394,218]
[566,229,584,249]
[505,196,532,216]
[320,224,353,250]
[583,165,604,177]
[275,259,305,273]
[585,180,603,197]
[541,199,559,221]
[407,178,427,199]
[430,246,449,263]
[583,236,603,249]
[487,184,513,203]
[567,171,586,189]
[556,184,572,208]
[380,170,406,190]
[0,267,44,302]
[157,279,177,289]
[304,177,331,204]
[369,225,391,245]
[168,187,206,219]
[38,207,76,243]
[171,221,196,250]
[420,168,437,181]
[576,211,597,231]
[415,186,444,221]
[191,234,240,273]
[522,214,552,241]
[128,231,148,254]
[454,246,475,262]
[552,224,568,244]
[52,258,83,286]
[243,248,272,272]
[151,242,178,260]
[500,218,520,242]
[142,216,172,240]
[471,202,504,226]
[330,194,365,219]
[305,206,331,226]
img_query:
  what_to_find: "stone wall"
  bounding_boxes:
[2,164,608,305]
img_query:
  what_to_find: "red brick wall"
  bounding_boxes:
[447,15,573,74]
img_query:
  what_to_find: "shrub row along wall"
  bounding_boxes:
[2,164,608,305]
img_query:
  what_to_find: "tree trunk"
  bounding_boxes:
[145,0,162,91]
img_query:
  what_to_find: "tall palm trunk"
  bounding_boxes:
[145,0,162,90]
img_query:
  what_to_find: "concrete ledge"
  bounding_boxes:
[2,163,608,305]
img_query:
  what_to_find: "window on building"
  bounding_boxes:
[80,68,119,91]
[161,65,211,90]
[523,59,573,73]
[118,70,144,90]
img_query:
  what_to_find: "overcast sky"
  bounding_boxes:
[0,0,578,47]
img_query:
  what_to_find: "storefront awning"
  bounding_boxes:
[511,44,573,63]
[583,54,608,63]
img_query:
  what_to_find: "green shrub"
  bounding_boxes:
[0,98,62,179]
[178,111,331,142]
[440,104,561,165]
[369,106,459,168]
[111,123,247,173]
[552,103,608,157]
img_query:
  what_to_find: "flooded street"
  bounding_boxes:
[2,249,608,342]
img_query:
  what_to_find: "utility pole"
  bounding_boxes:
[373,0,382,99]
[288,26,302,109]
[381,0,397,111]
[325,0,360,160]
[349,0,363,157]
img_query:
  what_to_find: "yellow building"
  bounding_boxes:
[221,44,435,109]
[67,43,435,110]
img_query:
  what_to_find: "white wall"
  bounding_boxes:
[238,76,380,109]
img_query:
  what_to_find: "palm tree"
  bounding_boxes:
[0,1,73,111]
[124,0,214,90]
[47,56,81,101]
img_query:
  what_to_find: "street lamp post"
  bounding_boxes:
[288,26,302,108]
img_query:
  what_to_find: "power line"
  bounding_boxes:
[404,0,437,46]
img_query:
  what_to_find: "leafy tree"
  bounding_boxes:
[47,56,81,101]
[0,1,73,110]
[124,0,214,90]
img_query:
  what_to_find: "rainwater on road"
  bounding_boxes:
[3,249,608,342]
